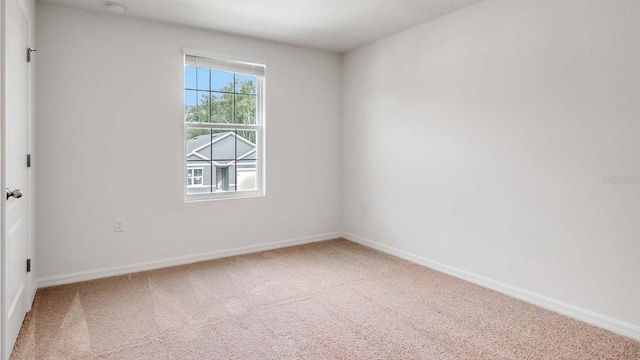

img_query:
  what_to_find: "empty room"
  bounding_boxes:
[0,0,638,358]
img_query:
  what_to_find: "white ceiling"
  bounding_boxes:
[38,0,485,53]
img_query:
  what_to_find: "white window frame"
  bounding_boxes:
[186,167,204,188]
[183,48,266,201]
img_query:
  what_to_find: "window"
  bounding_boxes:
[186,167,204,187]
[184,50,265,200]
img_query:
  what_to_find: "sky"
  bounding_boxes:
[184,66,256,107]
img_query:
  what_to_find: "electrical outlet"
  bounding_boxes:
[115,218,124,232]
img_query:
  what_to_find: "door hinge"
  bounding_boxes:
[27,48,37,63]
[27,154,31,168]
[26,259,31,273]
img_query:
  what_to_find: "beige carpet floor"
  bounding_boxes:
[10,239,640,359]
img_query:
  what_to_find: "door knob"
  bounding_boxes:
[6,189,23,200]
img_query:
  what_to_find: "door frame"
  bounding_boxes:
[0,0,35,357]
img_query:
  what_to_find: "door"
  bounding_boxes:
[2,0,30,358]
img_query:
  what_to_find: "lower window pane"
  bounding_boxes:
[214,165,232,192]
[236,129,256,147]
[236,159,257,191]
[210,130,236,162]
[186,127,259,196]
[186,162,211,195]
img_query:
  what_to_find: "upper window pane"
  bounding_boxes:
[184,91,212,123]
[212,70,234,92]
[184,90,200,122]
[184,90,197,106]
[185,66,197,89]
[235,74,257,94]
[235,94,256,125]
[185,67,258,125]
[196,67,210,90]
[211,92,233,124]
[197,91,211,122]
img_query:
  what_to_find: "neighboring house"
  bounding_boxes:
[186,131,257,193]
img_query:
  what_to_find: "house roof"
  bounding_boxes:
[187,132,228,153]
[187,131,256,166]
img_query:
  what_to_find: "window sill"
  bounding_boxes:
[184,190,265,203]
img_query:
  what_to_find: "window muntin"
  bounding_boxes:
[184,53,265,200]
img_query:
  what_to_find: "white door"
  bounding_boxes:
[2,0,30,358]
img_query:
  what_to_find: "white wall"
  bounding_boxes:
[35,0,640,336]
[35,3,342,283]
[343,0,640,330]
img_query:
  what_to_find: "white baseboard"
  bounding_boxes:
[28,278,37,311]
[36,232,342,288]
[35,231,640,341]
[342,232,640,341]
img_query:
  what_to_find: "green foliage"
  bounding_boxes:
[185,74,257,144]
[184,79,255,123]
[236,130,256,147]
[186,128,209,140]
